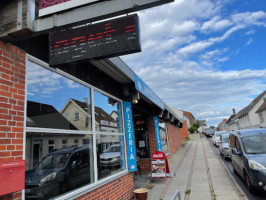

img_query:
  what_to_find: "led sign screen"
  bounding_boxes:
[49,14,141,66]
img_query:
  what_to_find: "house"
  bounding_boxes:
[255,98,266,128]
[183,111,196,127]
[235,91,266,129]
[224,109,237,131]
[171,108,190,139]
[218,119,227,131]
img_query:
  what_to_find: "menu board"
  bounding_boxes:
[150,151,170,183]
[49,14,141,66]
[152,159,166,178]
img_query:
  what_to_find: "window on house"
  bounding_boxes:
[65,113,70,121]
[75,112,80,121]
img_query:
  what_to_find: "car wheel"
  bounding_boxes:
[244,173,254,193]
[60,181,68,194]
[232,162,237,175]
[223,154,227,160]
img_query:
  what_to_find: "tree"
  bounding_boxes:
[188,123,199,133]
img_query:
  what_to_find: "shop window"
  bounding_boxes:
[25,133,94,200]
[94,91,123,133]
[25,59,127,200]
[97,135,126,180]
[159,122,170,154]
[26,60,92,131]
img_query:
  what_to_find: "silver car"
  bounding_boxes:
[100,144,121,167]
[212,131,227,146]
[219,133,230,160]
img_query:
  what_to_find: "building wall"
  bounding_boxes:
[75,173,134,200]
[0,41,26,199]
[180,120,189,139]
[166,123,182,156]
[249,94,266,128]
[260,110,266,127]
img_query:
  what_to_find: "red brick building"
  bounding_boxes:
[0,1,183,199]
[0,41,183,200]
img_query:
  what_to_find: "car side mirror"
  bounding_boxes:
[231,148,241,155]
[71,161,76,169]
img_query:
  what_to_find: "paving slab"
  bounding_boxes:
[133,134,248,200]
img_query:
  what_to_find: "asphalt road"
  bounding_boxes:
[207,137,266,200]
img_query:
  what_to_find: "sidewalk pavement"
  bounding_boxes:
[133,134,248,200]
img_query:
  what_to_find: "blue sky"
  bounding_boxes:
[121,0,266,126]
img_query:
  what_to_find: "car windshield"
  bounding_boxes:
[241,135,266,154]
[105,146,120,153]
[215,132,223,136]
[37,153,70,170]
[222,135,229,143]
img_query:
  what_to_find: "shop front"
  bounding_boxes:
[0,40,183,199]
[0,1,181,199]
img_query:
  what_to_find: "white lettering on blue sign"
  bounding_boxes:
[154,116,162,151]
[123,101,137,172]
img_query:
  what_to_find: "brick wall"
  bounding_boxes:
[0,40,26,199]
[166,123,182,155]
[180,120,189,139]
[76,173,134,200]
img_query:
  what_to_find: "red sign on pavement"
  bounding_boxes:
[150,151,170,184]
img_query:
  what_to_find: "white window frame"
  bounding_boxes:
[24,54,128,200]
[74,111,80,120]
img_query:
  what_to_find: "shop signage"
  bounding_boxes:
[123,101,137,172]
[39,0,103,17]
[49,14,141,66]
[134,74,164,110]
[150,151,170,183]
[154,116,162,151]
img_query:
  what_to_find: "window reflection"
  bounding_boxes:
[97,135,125,180]
[27,61,92,131]
[159,122,169,154]
[25,133,94,200]
[94,91,123,133]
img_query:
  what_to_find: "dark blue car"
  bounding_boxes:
[229,129,266,192]
[25,146,92,199]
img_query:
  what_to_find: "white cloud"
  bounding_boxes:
[244,38,253,46]
[121,0,266,126]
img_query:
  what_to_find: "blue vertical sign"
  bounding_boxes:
[123,101,137,172]
[154,116,162,151]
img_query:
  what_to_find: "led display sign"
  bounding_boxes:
[49,14,141,66]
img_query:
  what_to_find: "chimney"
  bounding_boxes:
[83,98,88,104]
[232,108,236,115]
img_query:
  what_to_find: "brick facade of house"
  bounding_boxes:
[180,120,189,139]
[0,41,26,200]
[0,41,136,200]
[76,173,134,200]
[137,116,182,172]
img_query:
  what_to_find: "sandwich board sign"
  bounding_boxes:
[150,151,170,183]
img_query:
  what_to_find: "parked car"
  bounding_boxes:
[25,145,92,199]
[100,144,121,167]
[212,131,227,146]
[205,129,215,137]
[229,129,266,192]
[218,132,230,160]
